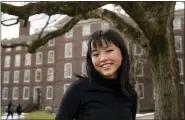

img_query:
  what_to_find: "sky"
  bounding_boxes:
[1,2,184,40]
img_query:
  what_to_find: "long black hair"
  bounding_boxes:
[76,29,136,97]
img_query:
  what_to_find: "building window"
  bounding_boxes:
[24,70,30,83]
[5,55,11,68]
[134,44,143,56]
[23,87,29,99]
[64,63,72,78]
[101,22,109,30]
[135,83,144,99]
[65,28,73,38]
[64,83,70,94]
[173,17,181,29]
[25,53,31,66]
[46,86,53,99]
[82,24,91,36]
[6,48,11,52]
[139,84,144,99]
[35,69,42,82]
[2,87,8,100]
[13,70,20,83]
[3,71,9,84]
[15,46,21,51]
[48,38,55,46]
[135,61,144,77]
[15,54,21,67]
[48,50,55,63]
[65,43,72,58]
[47,68,54,81]
[12,87,19,100]
[82,41,88,56]
[82,62,86,75]
[178,58,183,75]
[36,52,43,65]
[175,36,182,52]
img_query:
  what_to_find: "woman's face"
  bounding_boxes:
[91,41,122,79]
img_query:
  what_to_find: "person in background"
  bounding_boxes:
[16,104,23,119]
[55,29,137,120]
[6,101,14,120]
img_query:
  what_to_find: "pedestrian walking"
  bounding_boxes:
[6,101,14,120]
[16,104,23,119]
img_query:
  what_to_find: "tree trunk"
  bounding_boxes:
[149,35,183,120]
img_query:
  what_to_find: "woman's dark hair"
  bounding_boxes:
[76,29,136,96]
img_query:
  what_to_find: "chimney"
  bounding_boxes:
[19,20,30,36]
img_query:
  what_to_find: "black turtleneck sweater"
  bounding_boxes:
[55,76,137,120]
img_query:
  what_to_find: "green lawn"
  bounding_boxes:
[1,112,5,116]
[24,111,56,119]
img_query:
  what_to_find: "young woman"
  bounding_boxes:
[55,29,137,120]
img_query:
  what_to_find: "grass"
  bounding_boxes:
[1,112,5,116]
[24,111,56,119]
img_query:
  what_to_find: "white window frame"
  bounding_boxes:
[65,28,73,38]
[173,17,181,30]
[5,55,11,68]
[64,83,70,94]
[15,46,21,51]
[25,53,31,66]
[65,43,73,58]
[23,87,30,100]
[175,36,182,52]
[178,58,183,75]
[2,87,8,100]
[48,50,55,63]
[13,70,20,83]
[6,48,11,52]
[48,38,55,46]
[46,86,53,100]
[139,83,144,99]
[64,63,72,78]
[135,61,144,77]
[134,44,143,56]
[101,22,109,30]
[24,70,30,83]
[12,87,19,100]
[36,52,43,65]
[35,69,42,82]
[47,68,54,81]
[3,71,10,84]
[82,24,91,36]
[82,40,88,56]
[15,54,21,67]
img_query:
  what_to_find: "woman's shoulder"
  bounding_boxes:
[68,77,90,92]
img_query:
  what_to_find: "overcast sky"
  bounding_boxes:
[1,2,184,40]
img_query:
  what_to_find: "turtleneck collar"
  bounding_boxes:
[91,71,121,92]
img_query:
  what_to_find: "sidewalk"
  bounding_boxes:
[136,112,154,118]
[1,113,26,120]
[1,112,154,119]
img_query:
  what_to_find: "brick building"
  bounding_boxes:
[1,9,184,112]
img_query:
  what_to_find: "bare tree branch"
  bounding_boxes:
[86,8,150,49]
[1,1,111,23]
[38,15,51,39]
[1,18,20,26]
[27,14,84,53]
[120,2,175,39]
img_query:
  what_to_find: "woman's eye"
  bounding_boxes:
[92,53,99,57]
[107,50,113,53]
